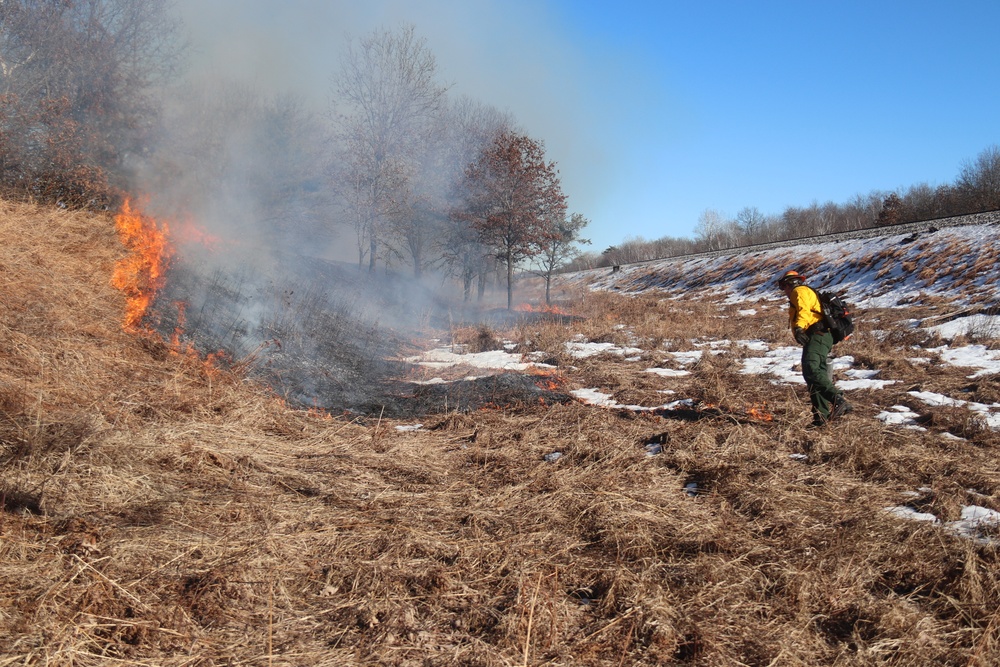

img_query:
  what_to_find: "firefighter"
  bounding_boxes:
[777,270,852,426]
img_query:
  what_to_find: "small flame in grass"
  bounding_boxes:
[170,301,195,354]
[515,302,572,316]
[164,300,229,378]
[111,198,174,330]
[747,403,774,422]
[530,367,567,392]
[271,396,335,420]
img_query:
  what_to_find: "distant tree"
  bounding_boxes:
[955,145,1000,213]
[455,130,566,309]
[561,250,602,272]
[815,201,840,235]
[439,213,492,301]
[386,114,449,279]
[650,234,699,258]
[332,25,447,272]
[0,0,183,207]
[735,206,766,243]
[533,212,590,304]
[600,245,620,266]
[877,192,903,226]
[437,98,513,297]
[841,192,883,231]
[695,209,741,250]
[929,184,961,219]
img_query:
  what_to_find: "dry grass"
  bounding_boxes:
[2,199,1000,665]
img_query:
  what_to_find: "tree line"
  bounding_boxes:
[0,7,587,307]
[576,144,1000,271]
[3,3,997,289]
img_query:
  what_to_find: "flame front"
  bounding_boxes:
[515,302,572,316]
[111,198,174,330]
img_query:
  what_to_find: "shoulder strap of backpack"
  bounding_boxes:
[805,285,825,316]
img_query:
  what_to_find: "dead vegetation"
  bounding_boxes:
[2,199,1000,665]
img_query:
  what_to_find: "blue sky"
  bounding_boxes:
[176,1,1000,252]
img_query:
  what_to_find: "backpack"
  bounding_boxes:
[810,287,855,343]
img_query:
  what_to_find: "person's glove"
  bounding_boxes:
[793,327,810,346]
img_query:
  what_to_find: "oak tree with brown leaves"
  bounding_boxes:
[456,130,566,309]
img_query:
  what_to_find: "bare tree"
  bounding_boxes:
[532,212,590,304]
[735,206,766,243]
[840,192,883,231]
[387,103,467,279]
[955,145,1000,213]
[332,25,447,273]
[455,130,566,309]
[695,209,736,250]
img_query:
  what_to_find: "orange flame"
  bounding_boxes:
[747,404,774,422]
[515,302,572,316]
[174,216,224,252]
[170,301,189,350]
[169,296,231,379]
[111,198,174,330]
[530,367,566,391]
[110,198,228,380]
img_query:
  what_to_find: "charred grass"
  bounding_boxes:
[2,200,1000,665]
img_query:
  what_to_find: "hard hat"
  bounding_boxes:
[777,270,805,287]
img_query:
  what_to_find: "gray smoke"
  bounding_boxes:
[132,2,595,412]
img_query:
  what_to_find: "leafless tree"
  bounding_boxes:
[955,145,1000,213]
[332,25,448,273]
[735,206,766,243]
[840,192,883,231]
[387,106,458,279]
[532,212,590,304]
[695,209,741,250]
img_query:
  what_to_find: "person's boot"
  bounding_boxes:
[831,396,853,420]
[808,410,827,428]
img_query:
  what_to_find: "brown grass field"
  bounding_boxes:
[1,199,999,666]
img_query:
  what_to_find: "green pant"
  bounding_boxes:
[801,330,840,421]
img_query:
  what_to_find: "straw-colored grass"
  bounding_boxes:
[2,198,1000,665]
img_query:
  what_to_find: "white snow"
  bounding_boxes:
[926,314,1000,341]
[565,340,643,359]
[908,390,1000,429]
[929,345,1000,379]
[886,503,1000,545]
[876,406,925,431]
[644,367,691,378]
[570,388,697,413]
[404,347,535,371]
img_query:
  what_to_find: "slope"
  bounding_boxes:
[2,199,1000,666]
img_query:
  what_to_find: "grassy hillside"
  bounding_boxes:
[2,199,999,666]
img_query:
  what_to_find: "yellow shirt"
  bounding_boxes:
[788,285,823,332]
